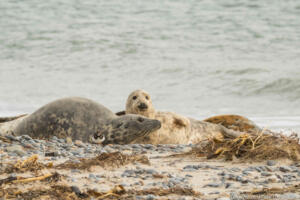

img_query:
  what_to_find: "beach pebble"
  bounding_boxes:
[266,160,277,166]
[145,194,156,200]
[6,144,26,156]
[230,167,241,172]
[279,166,291,173]
[45,151,59,157]
[289,166,300,173]
[217,198,230,200]
[279,193,300,200]
[225,182,232,188]
[261,172,272,177]
[229,192,240,200]
[74,140,85,147]
[218,171,226,176]
[203,183,221,188]
[19,134,33,141]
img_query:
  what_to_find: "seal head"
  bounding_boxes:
[126,89,155,118]
[92,114,161,145]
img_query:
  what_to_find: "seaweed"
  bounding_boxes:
[180,130,300,161]
[3,154,53,173]
[56,152,150,170]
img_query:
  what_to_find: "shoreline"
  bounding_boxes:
[1,134,300,199]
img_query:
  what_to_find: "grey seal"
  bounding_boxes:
[4,97,161,145]
[123,89,247,144]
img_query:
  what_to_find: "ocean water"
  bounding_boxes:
[1,0,300,132]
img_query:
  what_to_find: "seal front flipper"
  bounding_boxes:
[171,113,189,128]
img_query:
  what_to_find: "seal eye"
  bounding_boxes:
[91,133,105,144]
[145,96,149,100]
[138,117,144,123]
[132,96,137,100]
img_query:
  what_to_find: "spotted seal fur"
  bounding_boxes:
[124,89,249,144]
[0,97,161,145]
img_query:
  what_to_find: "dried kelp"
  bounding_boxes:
[56,152,150,170]
[182,131,300,161]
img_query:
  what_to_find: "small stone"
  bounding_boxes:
[145,194,155,200]
[145,169,157,174]
[264,166,274,172]
[51,136,58,140]
[254,166,263,172]
[203,183,221,188]
[75,140,85,147]
[20,134,33,141]
[6,145,26,156]
[261,172,272,177]
[279,193,300,200]
[279,166,291,173]
[289,166,300,173]
[71,169,81,173]
[244,166,255,171]
[230,192,240,200]
[267,160,277,166]
[225,182,232,188]
[45,152,59,157]
[230,167,241,172]
[89,174,97,179]
[217,198,230,200]
[57,138,65,143]
[71,186,88,198]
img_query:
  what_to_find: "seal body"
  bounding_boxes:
[204,115,261,133]
[125,90,248,144]
[2,97,161,145]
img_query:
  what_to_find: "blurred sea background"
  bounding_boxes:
[1,0,300,132]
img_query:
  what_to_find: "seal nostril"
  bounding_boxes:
[138,103,148,110]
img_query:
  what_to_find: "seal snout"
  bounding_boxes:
[155,119,161,129]
[151,119,161,130]
[138,103,148,111]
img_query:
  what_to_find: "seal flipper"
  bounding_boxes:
[172,113,189,128]
[220,126,245,139]
[0,114,28,123]
[115,111,126,116]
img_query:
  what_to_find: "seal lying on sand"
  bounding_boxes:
[123,90,249,144]
[0,97,161,145]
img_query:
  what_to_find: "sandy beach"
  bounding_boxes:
[1,134,300,200]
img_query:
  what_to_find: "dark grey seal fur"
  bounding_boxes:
[12,97,161,145]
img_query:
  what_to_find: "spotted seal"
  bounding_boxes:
[123,89,253,144]
[0,97,161,145]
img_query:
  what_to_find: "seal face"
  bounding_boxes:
[126,90,155,118]
[11,97,161,145]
